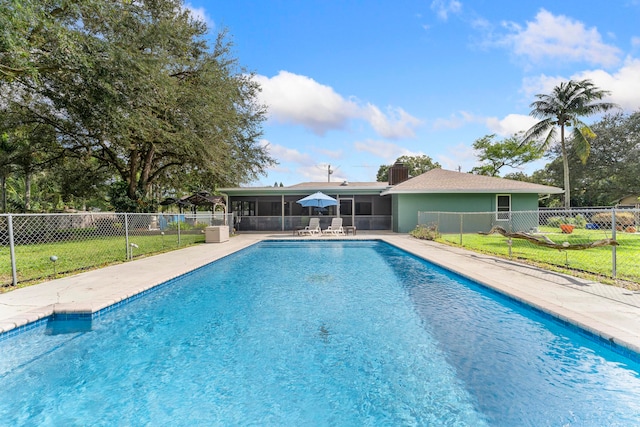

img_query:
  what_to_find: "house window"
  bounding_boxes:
[355,202,372,215]
[232,200,255,216]
[256,201,281,216]
[496,195,511,220]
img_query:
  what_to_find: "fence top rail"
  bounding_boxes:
[418,208,640,215]
[540,206,630,210]
[0,212,230,218]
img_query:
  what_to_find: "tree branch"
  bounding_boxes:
[479,226,618,250]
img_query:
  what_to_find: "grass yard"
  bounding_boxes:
[438,226,640,285]
[0,231,206,289]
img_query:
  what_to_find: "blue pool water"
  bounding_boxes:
[1,240,640,426]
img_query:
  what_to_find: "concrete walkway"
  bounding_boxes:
[1,232,639,357]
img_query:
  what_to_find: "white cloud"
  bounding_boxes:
[485,114,538,136]
[432,111,482,130]
[361,104,423,139]
[471,17,491,31]
[431,0,462,21]
[521,74,566,100]
[315,147,343,159]
[501,9,621,67]
[263,140,315,166]
[632,36,640,48]
[255,71,422,138]
[521,57,640,112]
[261,141,348,182]
[254,71,359,135]
[437,143,477,172]
[184,3,213,28]
[295,165,339,183]
[354,139,421,162]
[433,111,538,140]
[575,58,640,110]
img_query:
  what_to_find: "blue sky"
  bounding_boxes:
[187,0,640,186]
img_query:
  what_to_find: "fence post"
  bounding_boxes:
[612,208,617,279]
[124,213,130,260]
[8,214,17,286]
[177,215,181,246]
[459,213,463,246]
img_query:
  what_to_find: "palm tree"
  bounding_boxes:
[524,79,617,207]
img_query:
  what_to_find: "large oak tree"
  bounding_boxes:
[1,0,274,211]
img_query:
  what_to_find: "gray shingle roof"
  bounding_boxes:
[381,168,563,194]
[287,181,388,189]
[217,180,390,195]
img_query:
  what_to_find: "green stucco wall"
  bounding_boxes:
[393,193,541,233]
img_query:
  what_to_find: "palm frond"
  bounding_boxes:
[571,126,591,163]
[523,118,555,146]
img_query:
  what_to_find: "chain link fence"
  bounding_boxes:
[0,212,232,287]
[418,208,640,306]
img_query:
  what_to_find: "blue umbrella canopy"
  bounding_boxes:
[296,191,338,208]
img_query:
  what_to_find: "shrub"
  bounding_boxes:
[591,211,635,228]
[547,215,587,229]
[547,216,567,227]
[165,221,208,231]
[166,221,189,231]
[573,214,587,228]
[410,224,439,240]
[94,217,123,234]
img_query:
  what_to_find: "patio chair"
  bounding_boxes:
[322,217,345,235]
[298,217,321,236]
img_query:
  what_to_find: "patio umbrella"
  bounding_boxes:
[296,191,338,208]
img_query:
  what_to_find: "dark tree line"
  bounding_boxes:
[0,0,274,212]
[533,111,640,207]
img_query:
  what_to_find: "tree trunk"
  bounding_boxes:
[24,172,31,212]
[480,226,617,249]
[1,176,5,213]
[138,143,155,196]
[560,125,571,208]
[128,148,139,200]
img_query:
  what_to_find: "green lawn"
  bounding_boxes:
[0,231,206,288]
[4,226,639,289]
[438,227,640,285]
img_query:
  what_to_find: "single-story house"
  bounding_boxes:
[218,165,563,233]
[381,168,563,232]
[217,181,392,232]
[616,195,640,208]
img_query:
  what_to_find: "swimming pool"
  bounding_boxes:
[0,240,639,425]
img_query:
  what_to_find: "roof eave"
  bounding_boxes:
[218,186,391,196]
[381,189,564,195]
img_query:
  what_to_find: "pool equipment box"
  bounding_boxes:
[205,225,229,243]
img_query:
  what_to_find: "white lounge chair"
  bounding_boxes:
[322,217,345,235]
[298,217,321,236]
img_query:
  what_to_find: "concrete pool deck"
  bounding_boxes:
[1,232,640,357]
